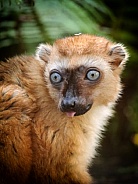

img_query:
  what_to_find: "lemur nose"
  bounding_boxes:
[61,97,76,110]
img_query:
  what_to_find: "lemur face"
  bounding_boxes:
[49,65,101,117]
[36,34,128,117]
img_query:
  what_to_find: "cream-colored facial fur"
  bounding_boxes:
[0,34,128,184]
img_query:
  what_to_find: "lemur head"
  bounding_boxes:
[36,34,128,117]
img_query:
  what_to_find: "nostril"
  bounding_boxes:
[70,101,75,108]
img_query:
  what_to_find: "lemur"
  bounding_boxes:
[0,34,128,184]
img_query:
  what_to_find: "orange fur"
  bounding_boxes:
[0,34,128,184]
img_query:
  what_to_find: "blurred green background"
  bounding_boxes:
[0,0,138,183]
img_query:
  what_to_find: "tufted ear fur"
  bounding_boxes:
[36,44,52,62]
[108,43,129,70]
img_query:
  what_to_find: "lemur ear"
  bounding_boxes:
[108,43,129,70]
[36,44,52,62]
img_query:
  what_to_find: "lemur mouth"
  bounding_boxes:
[61,103,92,118]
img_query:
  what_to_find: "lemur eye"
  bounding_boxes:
[86,69,100,81]
[50,71,62,84]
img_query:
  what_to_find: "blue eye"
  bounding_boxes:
[86,69,100,81]
[50,72,62,84]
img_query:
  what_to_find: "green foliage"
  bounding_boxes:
[0,0,113,54]
[127,95,138,132]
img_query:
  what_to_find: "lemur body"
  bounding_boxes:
[0,34,128,183]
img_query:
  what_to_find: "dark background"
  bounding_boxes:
[0,0,138,183]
